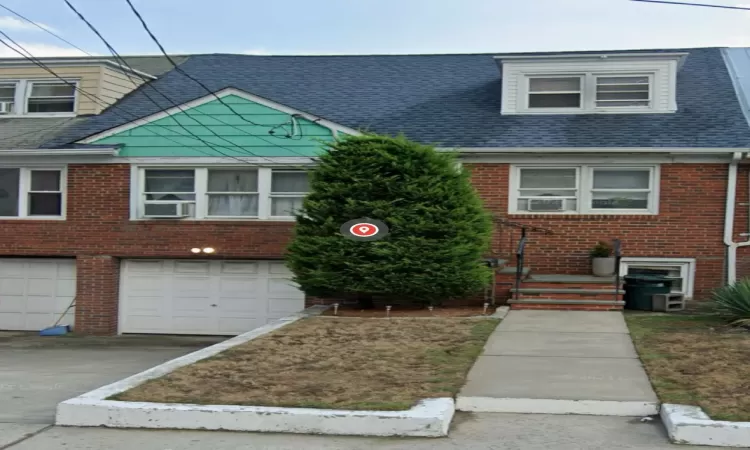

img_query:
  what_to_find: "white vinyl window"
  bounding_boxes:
[525,73,653,112]
[136,167,309,220]
[0,82,17,114]
[270,171,310,217]
[595,76,651,108]
[528,77,582,109]
[26,81,76,114]
[510,165,658,214]
[0,167,65,218]
[619,258,695,299]
[0,79,77,116]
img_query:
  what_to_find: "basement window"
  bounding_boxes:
[619,258,695,299]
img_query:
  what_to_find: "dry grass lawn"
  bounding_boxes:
[625,312,750,421]
[111,317,499,411]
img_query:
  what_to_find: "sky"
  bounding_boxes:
[1,0,750,57]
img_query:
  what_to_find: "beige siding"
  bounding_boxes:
[100,65,144,106]
[0,65,145,115]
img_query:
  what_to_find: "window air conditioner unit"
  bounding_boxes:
[143,202,193,218]
[528,198,564,212]
[0,102,11,114]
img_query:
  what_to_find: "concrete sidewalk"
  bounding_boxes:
[457,310,659,416]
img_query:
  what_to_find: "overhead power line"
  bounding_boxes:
[631,0,750,11]
[0,2,94,56]
[62,0,314,161]
[0,33,280,163]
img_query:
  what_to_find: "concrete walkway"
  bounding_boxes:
[457,310,659,416]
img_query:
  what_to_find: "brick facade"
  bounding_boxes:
[0,161,743,333]
[468,162,742,300]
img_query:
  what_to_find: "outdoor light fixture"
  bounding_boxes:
[190,248,201,254]
[202,247,215,254]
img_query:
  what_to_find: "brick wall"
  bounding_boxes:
[0,161,741,334]
[0,164,293,258]
[468,162,736,299]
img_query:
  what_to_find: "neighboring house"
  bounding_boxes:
[1,47,749,336]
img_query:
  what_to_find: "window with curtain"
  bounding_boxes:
[270,171,309,216]
[207,169,258,216]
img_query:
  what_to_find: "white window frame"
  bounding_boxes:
[526,75,584,110]
[509,164,660,215]
[619,257,695,299]
[0,80,18,114]
[24,79,78,116]
[134,167,308,221]
[0,166,67,219]
[522,73,655,114]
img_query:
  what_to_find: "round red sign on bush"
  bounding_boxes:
[349,223,379,237]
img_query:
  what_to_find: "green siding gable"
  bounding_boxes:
[91,94,336,157]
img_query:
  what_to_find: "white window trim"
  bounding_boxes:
[0,166,67,220]
[133,167,307,221]
[0,79,78,117]
[509,164,660,215]
[521,73,655,114]
[619,257,696,299]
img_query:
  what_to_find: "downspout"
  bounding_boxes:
[724,152,750,285]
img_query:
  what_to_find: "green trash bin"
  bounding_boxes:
[623,275,672,311]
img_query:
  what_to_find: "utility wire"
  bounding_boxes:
[63,0,313,160]
[0,33,278,163]
[631,0,750,11]
[0,2,95,56]
[122,0,322,145]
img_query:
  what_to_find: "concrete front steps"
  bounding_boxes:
[504,273,624,311]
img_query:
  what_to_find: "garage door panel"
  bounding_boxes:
[121,259,304,336]
[219,278,259,296]
[0,296,25,312]
[0,278,25,296]
[174,261,210,274]
[127,275,166,292]
[0,259,76,331]
[173,277,212,297]
[56,279,76,297]
[127,260,165,273]
[268,261,292,275]
[26,278,56,296]
[220,261,258,274]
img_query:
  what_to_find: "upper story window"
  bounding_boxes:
[136,167,309,220]
[0,167,65,219]
[0,79,78,116]
[510,164,659,215]
[497,52,685,115]
[525,73,652,113]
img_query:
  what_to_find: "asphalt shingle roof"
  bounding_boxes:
[45,47,750,149]
[0,117,87,149]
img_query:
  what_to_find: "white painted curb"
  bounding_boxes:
[56,315,454,437]
[661,403,750,447]
[456,396,659,416]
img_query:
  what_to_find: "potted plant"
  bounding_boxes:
[590,241,615,277]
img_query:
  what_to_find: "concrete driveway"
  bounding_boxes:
[0,331,223,448]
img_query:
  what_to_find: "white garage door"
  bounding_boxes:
[120,260,305,335]
[0,258,76,331]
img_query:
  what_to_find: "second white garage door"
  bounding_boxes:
[119,260,305,335]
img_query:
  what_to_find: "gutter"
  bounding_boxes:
[450,147,749,154]
[724,152,750,285]
[0,148,120,156]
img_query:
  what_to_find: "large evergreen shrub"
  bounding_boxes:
[286,135,492,306]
